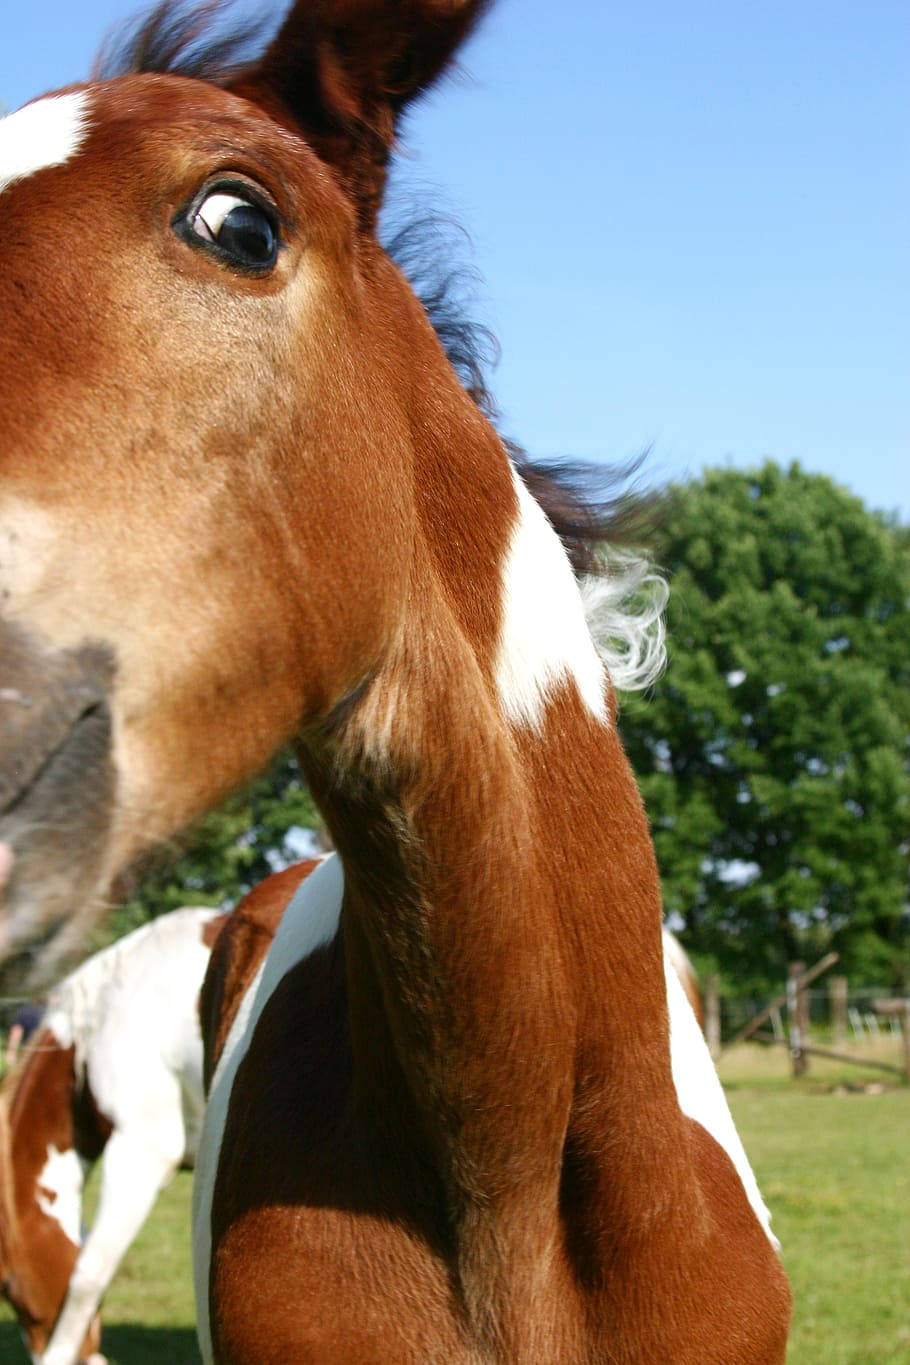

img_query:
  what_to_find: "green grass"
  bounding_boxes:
[721,1047,910,1365]
[92,1169,201,1364]
[0,1170,200,1364]
[1,1059,906,1363]
[718,1032,907,1093]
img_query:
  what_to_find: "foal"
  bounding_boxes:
[0,0,790,1359]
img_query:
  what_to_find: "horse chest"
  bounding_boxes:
[208,949,456,1350]
[206,949,573,1364]
[209,1196,478,1365]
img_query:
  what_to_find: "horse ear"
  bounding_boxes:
[232,0,491,229]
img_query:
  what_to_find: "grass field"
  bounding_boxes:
[1,1045,906,1363]
[0,1165,201,1364]
[719,1046,909,1364]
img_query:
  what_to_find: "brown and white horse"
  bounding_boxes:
[201,860,705,1087]
[196,865,766,1361]
[662,928,704,1033]
[199,858,323,1089]
[0,0,790,1359]
[0,907,219,1365]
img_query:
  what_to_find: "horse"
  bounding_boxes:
[0,0,791,1358]
[662,928,704,1033]
[199,858,323,1089]
[0,906,220,1365]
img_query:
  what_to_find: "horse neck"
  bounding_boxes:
[300,429,684,1294]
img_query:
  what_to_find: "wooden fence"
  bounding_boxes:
[705,954,910,1083]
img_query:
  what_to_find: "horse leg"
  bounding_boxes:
[41,1121,184,1365]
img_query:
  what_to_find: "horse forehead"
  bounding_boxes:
[0,91,92,196]
[1,76,316,204]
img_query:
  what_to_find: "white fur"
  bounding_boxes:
[20,907,219,1365]
[35,1146,84,1249]
[0,93,91,196]
[664,944,779,1249]
[496,466,608,729]
[581,555,667,695]
[44,1007,74,1051]
[661,928,696,1000]
[40,1132,185,1365]
[193,854,343,1365]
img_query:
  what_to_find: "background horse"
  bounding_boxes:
[0,906,219,1365]
[0,0,790,1358]
[199,858,322,1089]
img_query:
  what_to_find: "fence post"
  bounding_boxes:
[829,975,848,1045]
[871,999,910,1084]
[788,961,808,1077]
[705,974,721,1059]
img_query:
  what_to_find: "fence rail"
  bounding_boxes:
[709,953,910,1083]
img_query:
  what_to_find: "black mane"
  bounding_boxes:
[381,216,499,418]
[93,0,659,573]
[92,0,272,83]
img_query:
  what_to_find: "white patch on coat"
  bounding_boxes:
[496,466,607,730]
[44,1006,74,1050]
[193,853,342,1365]
[664,946,780,1249]
[0,842,14,893]
[0,92,91,196]
[36,1145,84,1248]
[662,929,698,1007]
[44,905,217,1112]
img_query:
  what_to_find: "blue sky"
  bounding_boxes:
[4,0,907,519]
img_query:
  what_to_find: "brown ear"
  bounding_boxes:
[232,0,491,229]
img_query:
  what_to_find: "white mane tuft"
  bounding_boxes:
[581,550,668,695]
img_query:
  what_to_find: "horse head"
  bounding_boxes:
[0,0,501,986]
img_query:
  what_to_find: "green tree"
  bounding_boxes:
[619,462,910,994]
[96,748,323,948]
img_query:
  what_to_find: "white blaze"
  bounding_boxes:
[496,466,607,730]
[0,91,92,196]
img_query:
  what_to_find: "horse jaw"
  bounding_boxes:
[0,621,116,989]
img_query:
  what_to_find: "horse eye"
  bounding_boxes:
[184,190,279,271]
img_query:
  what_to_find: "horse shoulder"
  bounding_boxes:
[194,856,344,1363]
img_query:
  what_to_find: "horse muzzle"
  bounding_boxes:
[0,620,116,988]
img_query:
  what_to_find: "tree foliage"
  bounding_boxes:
[619,462,910,994]
[97,749,322,949]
